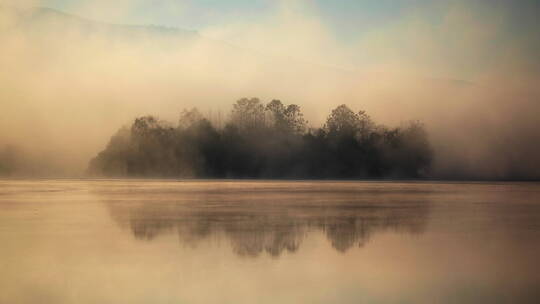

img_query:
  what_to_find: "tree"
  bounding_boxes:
[325,104,360,136]
[88,99,432,179]
[132,116,160,137]
[284,104,307,134]
[265,100,307,134]
[265,99,286,128]
[178,108,204,129]
[230,98,265,131]
[356,110,374,141]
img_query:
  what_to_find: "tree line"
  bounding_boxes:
[88,98,432,178]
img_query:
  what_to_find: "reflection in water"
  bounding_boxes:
[102,182,430,256]
[2,180,540,304]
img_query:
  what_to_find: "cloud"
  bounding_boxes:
[0,0,41,8]
[0,1,539,178]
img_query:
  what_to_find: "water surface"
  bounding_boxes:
[1,180,539,303]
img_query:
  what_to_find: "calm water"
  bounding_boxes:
[1,180,539,303]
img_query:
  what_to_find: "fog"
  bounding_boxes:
[0,1,539,179]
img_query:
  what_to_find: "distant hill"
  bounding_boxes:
[1,6,198,39]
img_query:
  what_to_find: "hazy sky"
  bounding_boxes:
[1,0,539,178]
[38,1,540,37]
[29,0,538,78]
[38,1,539,28]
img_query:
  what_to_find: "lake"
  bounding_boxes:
[1,180,539,303]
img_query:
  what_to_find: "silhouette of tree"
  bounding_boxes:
[265,100,307,134]
[88,98,433,179]
[325,104,360,136]
[230,97,265,131]
[178,108,204,129]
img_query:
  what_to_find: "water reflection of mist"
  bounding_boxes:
[102,183,430,257]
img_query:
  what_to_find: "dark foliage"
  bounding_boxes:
[88,99,432,178]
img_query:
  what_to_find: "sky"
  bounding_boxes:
[39,0,418,31]
[37,0,539,37]
[29,0,539,78]
[1,0,539,178]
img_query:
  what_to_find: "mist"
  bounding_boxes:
[87,101,432,178]
[0,1,539,179]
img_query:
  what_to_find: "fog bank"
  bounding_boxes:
[0,2,539,179]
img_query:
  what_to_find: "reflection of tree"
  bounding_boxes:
[225,219,305,257]
[321,210,426,252]
[105,188,430,257]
